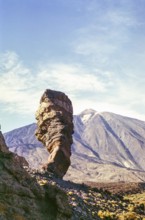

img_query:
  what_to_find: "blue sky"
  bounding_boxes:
[0,0,145,132]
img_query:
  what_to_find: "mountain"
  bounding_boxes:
[4,109,145,182]
[4,123,48,169]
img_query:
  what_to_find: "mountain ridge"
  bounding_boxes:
[4,109,145,182]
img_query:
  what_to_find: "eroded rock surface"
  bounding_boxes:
[35,89,73,178]
[0,131,72,220]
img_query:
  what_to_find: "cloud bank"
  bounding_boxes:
[0,51,111,114]
[0,51,145,122]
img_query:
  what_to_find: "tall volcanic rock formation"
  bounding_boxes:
[35,89,73,178]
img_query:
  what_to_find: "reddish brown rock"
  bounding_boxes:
[35,89,73,178]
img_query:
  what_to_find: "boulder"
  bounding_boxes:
[35,89,73,178]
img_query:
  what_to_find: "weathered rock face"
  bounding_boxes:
[0,131,72,220]
[35,89,73,178]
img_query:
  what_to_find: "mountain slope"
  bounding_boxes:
[4,109,145,182]
[73,110,145,171]
[4,123,48,169]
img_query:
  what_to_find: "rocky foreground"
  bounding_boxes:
[0,131,71,220]
[1,131,145,220]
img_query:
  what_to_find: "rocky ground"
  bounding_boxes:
[29,168,145,220]
[1,129,145,220]
[1,154,145,220]
[0,131,71,220]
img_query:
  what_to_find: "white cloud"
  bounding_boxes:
[0,51,111,114]
[38,63,109,93]
[0,51,145,122]
[106,10,140,27]
[0,51,19,69]
[72,3,142,69]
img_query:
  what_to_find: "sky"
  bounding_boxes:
[0,0,145,132]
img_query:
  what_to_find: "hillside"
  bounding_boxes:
[2,129,145,220]
[0,131,72,220]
